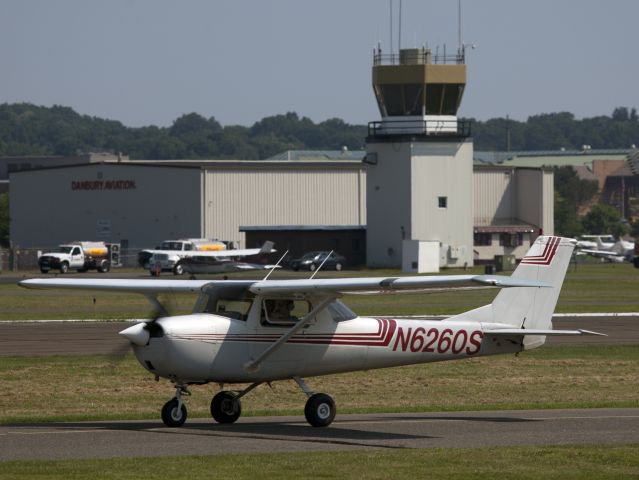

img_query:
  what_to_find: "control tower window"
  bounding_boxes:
[442,84,465,115]
[404,84,424,116]
[426,84,465,115]
[380,85,404,116]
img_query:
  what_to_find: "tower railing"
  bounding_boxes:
[367,119,472,139]
[373,50,465,66]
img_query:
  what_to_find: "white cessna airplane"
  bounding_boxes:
[146,241,278,276]
[20,236,601,428]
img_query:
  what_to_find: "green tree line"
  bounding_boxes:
[1,103,638,160]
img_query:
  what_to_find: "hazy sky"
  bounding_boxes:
[2,0,637,127]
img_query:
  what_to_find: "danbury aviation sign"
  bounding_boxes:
[71,180,137,190]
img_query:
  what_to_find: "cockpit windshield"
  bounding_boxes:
[327,299,357,322]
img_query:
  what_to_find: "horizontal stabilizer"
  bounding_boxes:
[485,328,606,336]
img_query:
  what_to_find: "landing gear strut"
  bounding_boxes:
[161,385,190,427]
[294,377,336,427]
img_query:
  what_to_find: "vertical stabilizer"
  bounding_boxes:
[490,236,575,348]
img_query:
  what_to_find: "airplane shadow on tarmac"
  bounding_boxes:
[13,414,537,449]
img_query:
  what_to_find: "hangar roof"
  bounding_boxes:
[474,149,633,167]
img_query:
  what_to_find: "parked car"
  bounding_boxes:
[289,251,346,271]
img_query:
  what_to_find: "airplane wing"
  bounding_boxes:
[579,249,624,258]
[248,274,551,296]
[18,278,249,294]
[142,242,275,260]
[19,273,547,296]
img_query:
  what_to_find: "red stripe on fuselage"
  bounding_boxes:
[173,318,398,347]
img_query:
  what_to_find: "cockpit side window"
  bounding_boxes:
[193,284,254,321]
[261,298,311,326]
[213,298,253,321]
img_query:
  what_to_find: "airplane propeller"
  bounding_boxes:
[117,294,175,353]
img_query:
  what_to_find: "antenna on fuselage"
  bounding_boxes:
[262,250,289,281]
[309,250,334,280]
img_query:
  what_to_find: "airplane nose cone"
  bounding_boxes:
[119,322,150,346]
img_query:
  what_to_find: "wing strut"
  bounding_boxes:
[144,294,169,317]
[244,296,335,373]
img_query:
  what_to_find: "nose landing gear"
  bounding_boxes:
[161,385,190,427]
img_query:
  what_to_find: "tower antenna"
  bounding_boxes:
[398,0,402,53]
[390,0,393,55]
[458,0,461,51]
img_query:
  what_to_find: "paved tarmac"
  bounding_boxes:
[0,316,636,356]
[1,408,638,461]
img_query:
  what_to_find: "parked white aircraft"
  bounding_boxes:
[579,236,635,262]
[20,236,601,428]
[147,241,277,275]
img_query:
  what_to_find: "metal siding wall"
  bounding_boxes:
[543,170,555,235]
[473,170,514,225]
[203,168,365,246]
[10,164,202,248]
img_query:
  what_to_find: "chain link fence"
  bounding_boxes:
[0,247,142,272]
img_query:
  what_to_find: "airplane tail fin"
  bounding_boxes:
[449,236,576,350]
[259,241,275,254]
[490,236,575,348]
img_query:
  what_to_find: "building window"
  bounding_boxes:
[474,233,492,246]
[438,196,447,208]
[499,233,524,247]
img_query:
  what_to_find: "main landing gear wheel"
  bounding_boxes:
[161,398,187,427]
[304,393,336,427]
[211,391,242,424]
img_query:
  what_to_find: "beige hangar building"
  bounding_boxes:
[9,156,551,268]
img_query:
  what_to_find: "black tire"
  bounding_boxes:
[98,260,110,273]
[210,391,241,424]
[335,262,343,271]
[309,263,317,272]
[304,393,335,427]
[173,263,184,275]
[161,398,187,427]
[633,257,639,269]
[59,262,69,274]
[40,268,49,274]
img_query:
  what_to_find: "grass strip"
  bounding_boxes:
[1,345,637,424]
[1,444,638,479]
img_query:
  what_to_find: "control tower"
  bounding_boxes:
[365,46,473,270]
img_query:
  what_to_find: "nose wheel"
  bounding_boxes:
[161,385,190,427]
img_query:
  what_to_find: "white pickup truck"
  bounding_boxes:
[38,242,113,274]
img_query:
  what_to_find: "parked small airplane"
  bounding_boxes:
[147,241,278,276]
[578,236,635,262]
[20,236,601,428]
